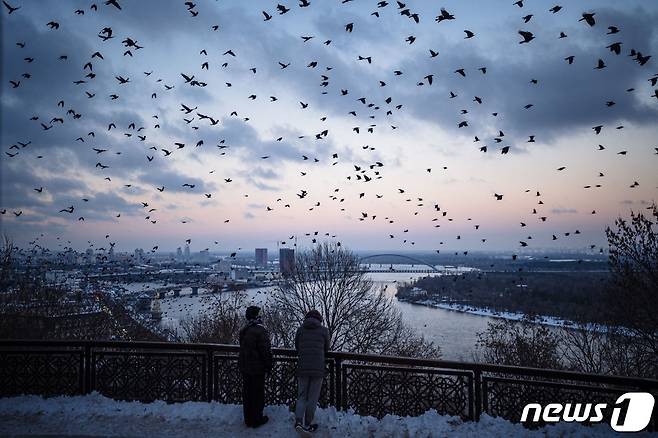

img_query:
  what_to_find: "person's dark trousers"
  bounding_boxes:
[242,373,266,427]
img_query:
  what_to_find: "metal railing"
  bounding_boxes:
[1,340,656,429]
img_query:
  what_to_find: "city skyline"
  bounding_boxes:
[2,1,657,254]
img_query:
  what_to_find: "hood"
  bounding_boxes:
[303,316,322,329]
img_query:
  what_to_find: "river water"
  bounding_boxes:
[123,264,496,361]
[370,268,492,361]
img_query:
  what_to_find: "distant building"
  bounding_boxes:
[108,246,115,261]
[45,269,67,284]
[279,248,295,277]
[231,267,251,281]
[85,248,94,265]
[409,287,427,297]
[134,248,145,264]
[176,247,183,260]
[184,244,190,261]
[136,294,151,312]
[65,250,77,265]
[150,298,162,320]
[214,259,232,274]
[198,249,210,263]
[255,248,268,267]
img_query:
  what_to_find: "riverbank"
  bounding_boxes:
[399,297,585,329]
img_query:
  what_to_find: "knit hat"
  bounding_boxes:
[245,305,261,320]
[306,309,322,322]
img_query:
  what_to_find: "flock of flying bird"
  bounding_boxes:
[2,0,658,264]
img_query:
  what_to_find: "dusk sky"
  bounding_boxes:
[1,0,657,254]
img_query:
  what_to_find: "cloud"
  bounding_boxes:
[393,7,658,144]
[247,179,280,192]
[2,0,658,251]
[135,165,217,193]
[551,208,578,214]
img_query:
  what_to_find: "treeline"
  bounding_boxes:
[397,271,611,323]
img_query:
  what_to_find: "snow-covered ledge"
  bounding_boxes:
[0,392,646,437]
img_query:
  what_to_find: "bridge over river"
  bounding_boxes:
[358,253,458,274]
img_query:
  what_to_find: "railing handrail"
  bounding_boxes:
[1,338,656,389]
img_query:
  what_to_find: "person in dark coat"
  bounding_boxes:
[238,305,273,428]
[294,309,330,434]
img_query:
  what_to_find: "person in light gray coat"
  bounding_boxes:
[294,309,330,434]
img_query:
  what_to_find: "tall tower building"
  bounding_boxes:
[176,247,183,260]
[279,248,295,277]
[134,248,144,264]
[85,248,94,265]
[255,248,268,267]
[184,244,190,261]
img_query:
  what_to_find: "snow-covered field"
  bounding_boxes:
[0,392,647,437]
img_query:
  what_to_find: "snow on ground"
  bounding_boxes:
[412,299,591,329]
[0,393,650,437]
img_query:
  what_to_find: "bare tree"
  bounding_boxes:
[0,235,14,290]
[559,324,609,374]
[475,316,563,369]
[559,323,657,378]
[178,291,246,344]
[604,204,658,361]
[269,242,440,357]
[261,302,297,348]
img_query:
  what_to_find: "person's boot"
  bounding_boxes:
[295,422,312,436]
[253,415,269,428]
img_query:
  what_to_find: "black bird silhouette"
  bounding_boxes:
[2,0,20,14]
[606,42,622,55]
[435,8,455,23]
[518,31,534,43]
[579,12,595,26]
[105,0,121,9]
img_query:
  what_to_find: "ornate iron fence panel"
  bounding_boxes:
[483,376,643,428]
[1,341,656,431]
[342,364,473,419]
[0,348,83,397]
[212,353,334,408]
[265,357,298,406]
[212,354,242,404]
[91,350,206,402]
